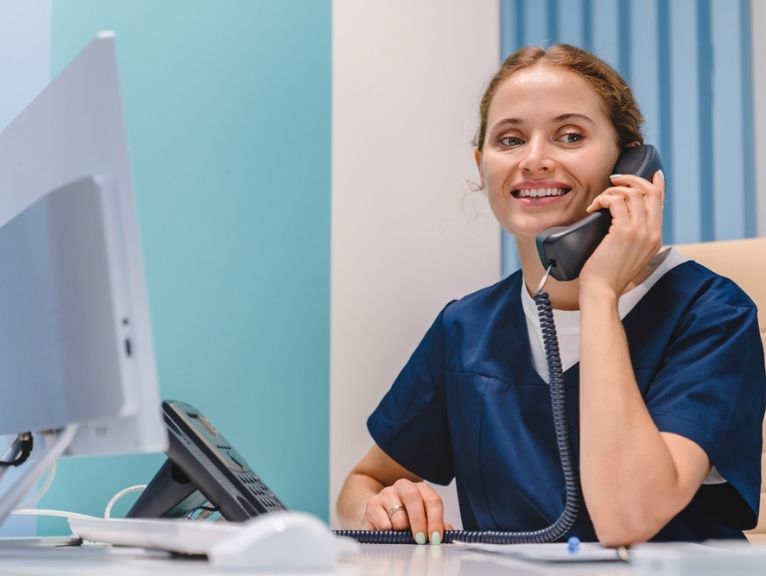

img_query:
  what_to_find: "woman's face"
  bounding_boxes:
[476,65,622,242]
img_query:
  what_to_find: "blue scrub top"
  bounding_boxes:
[368,261,766,542]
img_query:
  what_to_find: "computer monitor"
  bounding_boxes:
[0,33,166,523]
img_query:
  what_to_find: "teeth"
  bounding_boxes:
[516,187,568,198]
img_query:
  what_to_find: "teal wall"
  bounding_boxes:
[41,0,331,534]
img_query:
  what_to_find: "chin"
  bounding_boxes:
[504,217,566,241]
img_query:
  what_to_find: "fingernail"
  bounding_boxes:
[658,169,665,181]
[415,532,426,545]
[431,531,441,545]
[609,174,622,180]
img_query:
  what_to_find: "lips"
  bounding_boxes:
[512,187,570,198]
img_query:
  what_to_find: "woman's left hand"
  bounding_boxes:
[578,169,665,297]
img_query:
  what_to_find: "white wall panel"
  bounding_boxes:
[331,0,500,529]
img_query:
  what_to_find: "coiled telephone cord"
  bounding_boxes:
[334,290,581,544]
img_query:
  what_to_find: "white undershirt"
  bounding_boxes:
[520,247,725,485]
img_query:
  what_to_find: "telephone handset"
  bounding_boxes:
[535,144,664,282]
[127,400,287,521]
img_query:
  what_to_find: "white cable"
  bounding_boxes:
[17,461,56,510]
[104,485,146,519]
[12,508,95,520]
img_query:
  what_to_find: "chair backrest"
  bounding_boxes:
[673,237,766,542]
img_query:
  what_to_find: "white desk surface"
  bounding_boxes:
[1,540,764,575]
[0,541,636,575]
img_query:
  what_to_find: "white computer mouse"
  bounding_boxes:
[208,511,358,571]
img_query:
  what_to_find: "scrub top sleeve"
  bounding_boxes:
[645,301,766,528]
[367,304,454,485]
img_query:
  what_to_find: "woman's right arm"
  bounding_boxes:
[337,443,451,543]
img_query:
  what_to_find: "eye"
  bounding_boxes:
[499,135,525,147]
[558,132,583,144]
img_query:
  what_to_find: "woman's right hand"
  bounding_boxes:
[337,444,453,544]
[362,479,453,544]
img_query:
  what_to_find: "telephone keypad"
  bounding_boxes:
[238,472,285,513]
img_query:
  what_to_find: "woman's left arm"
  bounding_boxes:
[578,171,711,547]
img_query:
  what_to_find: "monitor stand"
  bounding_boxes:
[0,425,78,529]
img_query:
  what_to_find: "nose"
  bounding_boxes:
[520,137,554,173]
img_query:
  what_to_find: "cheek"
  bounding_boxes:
[481,157,513,192]
[485,183,515,229]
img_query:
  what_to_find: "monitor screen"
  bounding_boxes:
[0,32,166,458]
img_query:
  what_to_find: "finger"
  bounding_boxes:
[623,186,648,226]
[394,480,428,543]
[594,190,630,224]
[364,496,394,530]
[416,483,445,544]
[645,170,665,230]
[611,172,662,203]
[585,174,633,212]
[586,177,647,212]
[388,501,411,531]
[608,173,654,189]
[586,188,622,213]
[444,522,454,531]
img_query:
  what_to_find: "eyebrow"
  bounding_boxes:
[491,113,596,128]
[552,113,595,125]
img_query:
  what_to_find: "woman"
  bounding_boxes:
[337,45,766,547]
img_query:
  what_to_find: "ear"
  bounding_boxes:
[474,148,485,188]
[627,141,641,148]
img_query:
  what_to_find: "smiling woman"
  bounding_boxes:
[477,65,622,259]
[337,44,766,548]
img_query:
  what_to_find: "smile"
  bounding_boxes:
[513,187,570,198]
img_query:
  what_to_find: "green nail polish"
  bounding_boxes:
[415,532,426,545]
[609,174,623,180]
[431,531,441,545]
[658,169,665,181]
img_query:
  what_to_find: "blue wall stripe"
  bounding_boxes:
[697,0,715,242]
[657,0,674,242]
[516,0,525,49]
[618,0,631,82]
[548,0,559,46]
[697,0,715,241]
[582,0,592,51]
[524,0,549,46]
[712,0,745,240]
[670,0,701,243]
[590,0,619,69]
[558,0,584,47]
[741,0,757,238]
[500,0,517,59]
[629,0,660,147]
